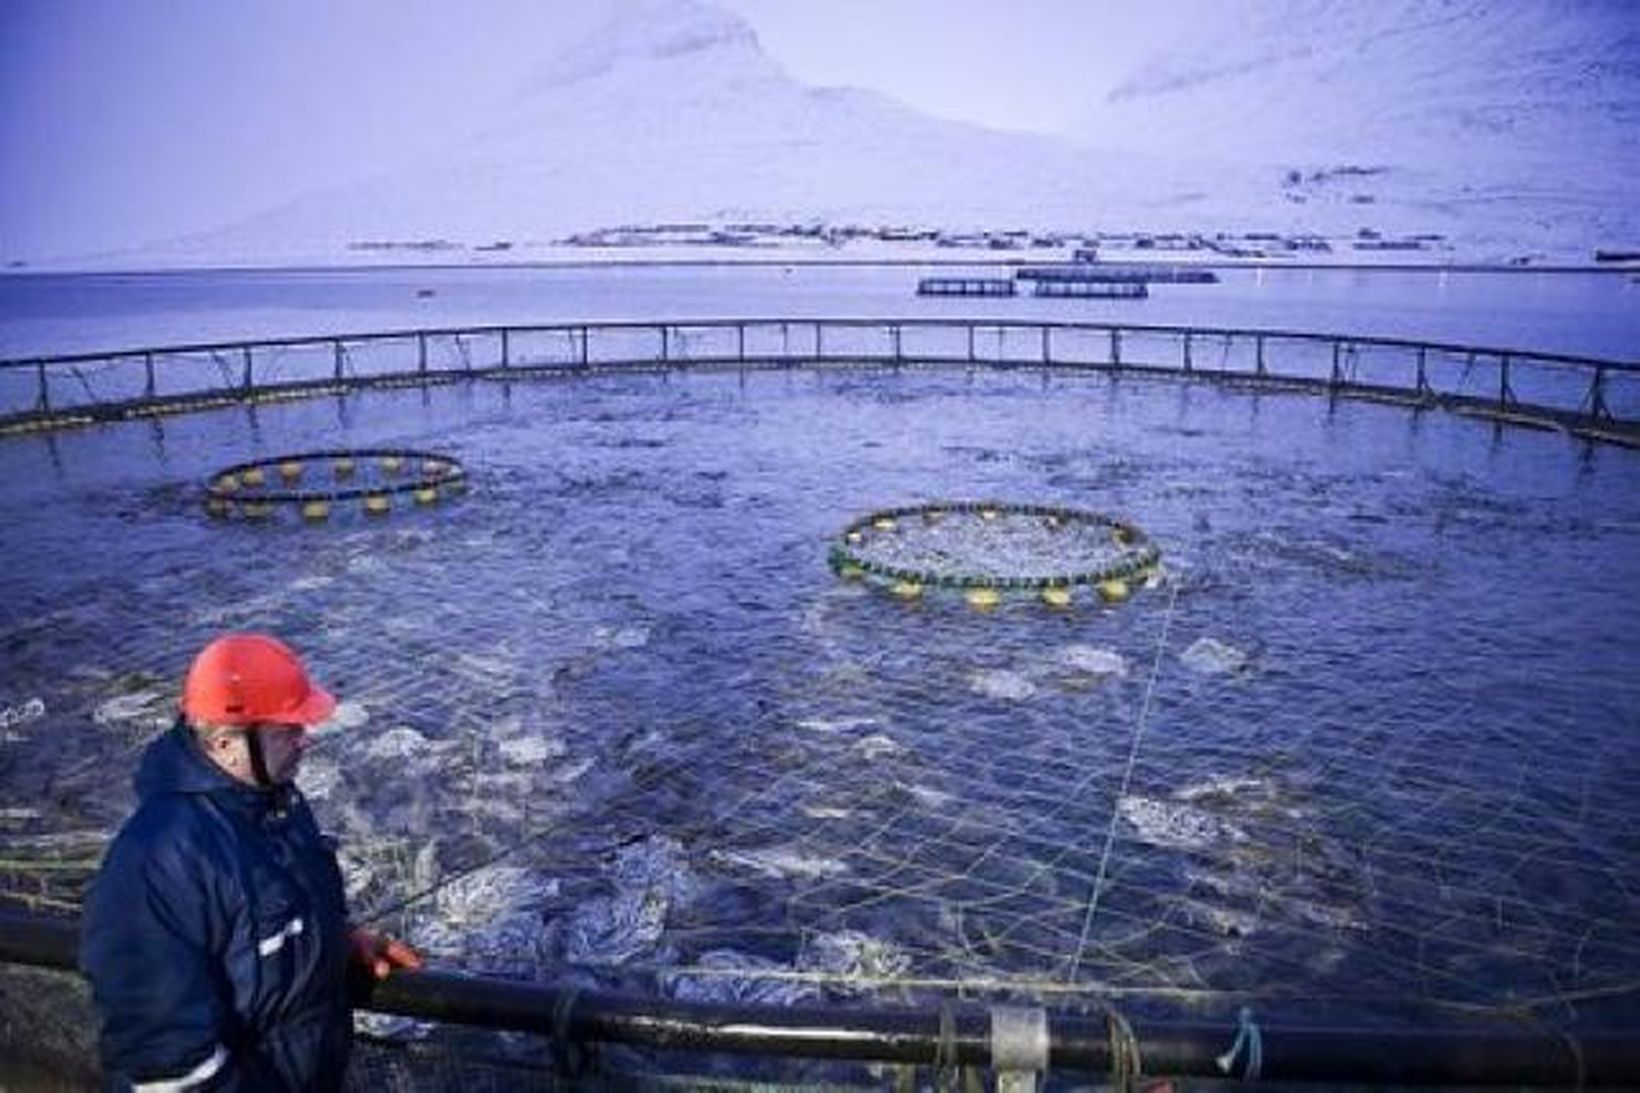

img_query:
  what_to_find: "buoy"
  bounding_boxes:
[214,474,240,492]
[205,497,230,518]
[414,487,438,505]
[1097,579,1130,603]
[845,531,864,544]
[278,461,303,482]
[423,460,447,477]
[890,580,923,600]
[1040,586,1073,608]
[364,494,391,515]
[241,467,266,487]
[243,501,273,520]
[381,456,404,474]
[966,587,1001,610]
[872,517,897,532]
[333,458,355,478]
[979,507,1000,521]
[837,563,865,580]
[301,500,330,521]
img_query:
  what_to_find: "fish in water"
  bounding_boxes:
[1117,795,1247,851]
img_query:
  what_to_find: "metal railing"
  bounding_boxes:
[1,318,1635,445]
[3,909,1635,1086]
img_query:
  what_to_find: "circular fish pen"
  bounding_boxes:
[1,304,1638,1085]
[204,448,467,521]
[830,502,1160,607]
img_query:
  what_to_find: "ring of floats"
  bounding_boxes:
[829,501,1162,609]
[204,448,466,521]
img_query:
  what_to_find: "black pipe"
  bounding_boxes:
[5,909,1637,1085]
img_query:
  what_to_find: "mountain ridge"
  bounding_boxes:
[93,0,1640,266]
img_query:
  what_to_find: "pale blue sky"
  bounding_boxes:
[0,0,1208,259]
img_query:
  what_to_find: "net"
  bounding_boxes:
[829,502,1161,606]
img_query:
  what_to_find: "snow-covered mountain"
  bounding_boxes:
[130,0,1640,265]
[1072,0,1640,248]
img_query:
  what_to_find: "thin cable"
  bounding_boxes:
[1067,585,1179,981]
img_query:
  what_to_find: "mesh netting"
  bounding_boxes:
[829,502,1160,606]
[205,449,467,521]
[3,369,1638,1068]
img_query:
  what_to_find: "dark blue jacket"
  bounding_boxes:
[80,724,352,1091]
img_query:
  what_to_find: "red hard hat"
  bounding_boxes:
[180,633,337,727]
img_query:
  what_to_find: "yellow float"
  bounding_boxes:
[965,588,1001,610]
[1097,579,1130,603]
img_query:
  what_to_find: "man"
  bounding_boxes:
[80,633,421,1091]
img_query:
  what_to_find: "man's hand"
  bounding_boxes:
[348,926,423,980]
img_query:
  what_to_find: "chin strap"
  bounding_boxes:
[244,726,275,789]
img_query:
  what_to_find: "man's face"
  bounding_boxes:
[203,723,313,786]
[251,724,312,784]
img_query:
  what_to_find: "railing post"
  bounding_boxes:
[967,324,976,363]
[144,352,156,399]
[737,324,746,363]
[1040,326,1050,366]
[892,324,902,364]
[661,325,670,363]
[579,327,589,368]
[417,333,428,375]
[242,346,254,390]
[815,324,823,360]
[35,361,50,413]
[333,341,345,383]
[1415,346,1429,396]
[1589,366,1611,421]
[1500,354,1515,407]
[1256,334,1267,377]
[1330,342,1342,387]
[1183,332,1193,372]
[1110,328,1122,367]
[501,328,510,370]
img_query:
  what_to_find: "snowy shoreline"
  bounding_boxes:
[4,242,1636,279]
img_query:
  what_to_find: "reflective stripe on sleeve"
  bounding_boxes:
[131,1042,229,1092]
[256,915,305,957]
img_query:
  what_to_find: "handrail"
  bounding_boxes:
[2,317,1634,373]
[2,909,1635,1085]
[1,318,1634,446]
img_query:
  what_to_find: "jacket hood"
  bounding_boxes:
[134,721,255,801]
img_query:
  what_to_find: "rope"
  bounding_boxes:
[935,1000,958,1092]
[1554,1026,1588,1092]
[551,985,586,1076]
[1105,1003,1142,1093]
[1215,1006,1263,1082]
[1066,585,1180,980]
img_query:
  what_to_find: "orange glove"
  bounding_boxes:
[348,926,423,979]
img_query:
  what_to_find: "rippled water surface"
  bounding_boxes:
[2,267,1638,1035]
